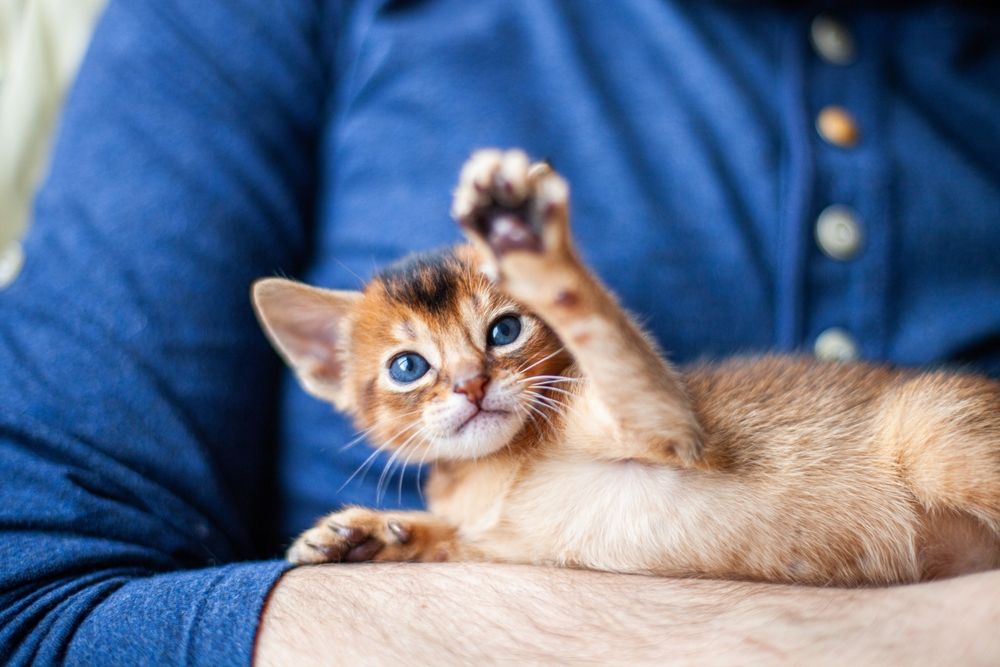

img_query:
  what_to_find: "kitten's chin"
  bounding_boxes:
[430,410,524,460]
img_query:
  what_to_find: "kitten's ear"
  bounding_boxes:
[251,278,363,410]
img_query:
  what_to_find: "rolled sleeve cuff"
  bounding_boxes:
[64,561,293,667]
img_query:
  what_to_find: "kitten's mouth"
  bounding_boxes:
[455,408,510,434]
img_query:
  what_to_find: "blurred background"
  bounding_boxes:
[0,0,106,288]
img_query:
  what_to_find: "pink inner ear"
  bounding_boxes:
[277,308,340,362]
[252,279,362,395]
[263,292,339,359]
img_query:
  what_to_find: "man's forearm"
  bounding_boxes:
[255,564,999,665]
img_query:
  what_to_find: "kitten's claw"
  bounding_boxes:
[452,148,569,258]
[286,508,413,565]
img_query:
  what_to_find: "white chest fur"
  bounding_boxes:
[497,453,928,583]
[505,457,749,574]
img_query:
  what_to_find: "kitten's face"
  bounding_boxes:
[253,246,571,462]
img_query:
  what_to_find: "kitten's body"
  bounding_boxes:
[254,150,1000,586]
[429,357,999,584]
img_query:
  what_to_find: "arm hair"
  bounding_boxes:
[255,564,1000,665]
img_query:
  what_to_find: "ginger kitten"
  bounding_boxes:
[253,149,1000,585]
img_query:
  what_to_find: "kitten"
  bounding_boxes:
[253,149,1000,585]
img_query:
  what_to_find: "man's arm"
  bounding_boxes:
[0,1,330,664]
[257,565,1000,665]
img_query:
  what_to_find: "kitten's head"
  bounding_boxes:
[252,245,571,461]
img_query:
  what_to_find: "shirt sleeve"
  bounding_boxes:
[0,1,333,664]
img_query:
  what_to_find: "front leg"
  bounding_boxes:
[287,507,478,565]
[452,149,706,469]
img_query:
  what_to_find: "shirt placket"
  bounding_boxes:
[796,10,891,362]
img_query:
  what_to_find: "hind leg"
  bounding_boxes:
[881,373,1000,534]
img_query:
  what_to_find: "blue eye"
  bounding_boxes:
[487,315,522,347]
[388,353,430,383]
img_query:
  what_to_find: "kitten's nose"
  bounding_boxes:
[453,372,489,406]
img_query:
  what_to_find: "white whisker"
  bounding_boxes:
[521,399,556,430]
[339,441,392,492]
[397,435,432,504]
[337,408,422,452]
[526,387,571,418]
[377,445,407,506]
[377,425,430,504]
[337,425,379,453]
[530,391,565,409]
[520,374,583,384]
[414,442,433,506]
[516,346,566,375]
[526,384,577,398]
[529,397,568,422]
[396,447,414,504]
[338,421,418,492]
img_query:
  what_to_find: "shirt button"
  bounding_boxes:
[816,106,860,147]
[815,205,863,260]
[810,15,856,65]
[0,241,24,289]
[814,328,859,362]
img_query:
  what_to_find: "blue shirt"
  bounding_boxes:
[1,1,997,664]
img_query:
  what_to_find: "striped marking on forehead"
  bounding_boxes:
[375,247,465,314]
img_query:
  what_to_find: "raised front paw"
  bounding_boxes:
[451,148,571,261]
[286,507,415,565]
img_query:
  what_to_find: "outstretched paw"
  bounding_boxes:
[286,507,414,565]
[451,148,570,259]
